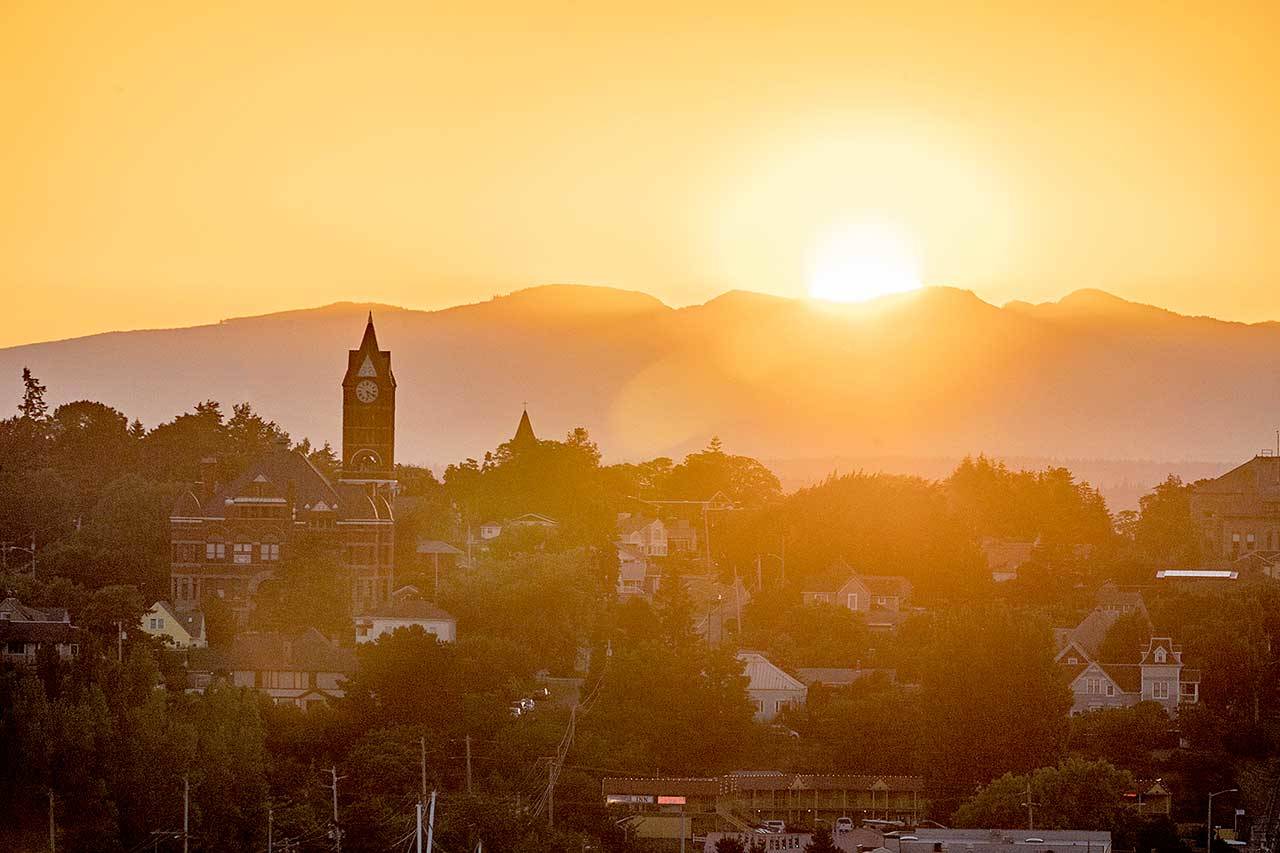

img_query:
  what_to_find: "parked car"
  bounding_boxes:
[508,703,524,717]
[835,817,854,833]
[763,821,786,834]
[519,697,536,711]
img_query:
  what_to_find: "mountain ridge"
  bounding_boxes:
[2,284,1275,480]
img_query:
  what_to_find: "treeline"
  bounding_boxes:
[4,367,1279,851]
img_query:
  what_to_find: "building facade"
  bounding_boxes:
[1191,453,1280,560]
[169,315,398,615]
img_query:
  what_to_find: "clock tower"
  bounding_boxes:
[341,312,396,484]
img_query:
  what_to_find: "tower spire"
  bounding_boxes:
[360,311,379,350]
[513,407,537,447]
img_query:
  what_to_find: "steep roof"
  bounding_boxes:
[1054,609,1120,660]
[0,598,70,623]
[617,515,662,535]
[513,408,537,445]
[174,446,390,522]
[224,628,356,674]
[737,650,806,692]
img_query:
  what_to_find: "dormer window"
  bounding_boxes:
[1154,647,1166,664]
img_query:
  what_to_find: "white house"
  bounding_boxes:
[737,650,807,721]
[616,514,669,557]
[140,600,207,648]
[355,599,457,644]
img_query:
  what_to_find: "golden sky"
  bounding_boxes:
[2,0,1278,346]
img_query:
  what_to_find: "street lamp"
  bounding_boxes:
[1207,789,1238,852]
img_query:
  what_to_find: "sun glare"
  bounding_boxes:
[807,220,923,303]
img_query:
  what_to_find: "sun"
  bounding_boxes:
[806,220,923,303]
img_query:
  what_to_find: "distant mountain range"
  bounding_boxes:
[3,284,1272,507]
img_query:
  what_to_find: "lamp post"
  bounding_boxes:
[1207,789,1238,852]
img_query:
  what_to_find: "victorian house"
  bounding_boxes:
[1054,585,1200,716]
[169,314,399,616]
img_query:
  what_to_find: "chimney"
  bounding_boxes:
[198,457,218,500]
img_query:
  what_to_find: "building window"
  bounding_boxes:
[1247,533,1257,551]
[260,543,280,561]
[1085,677,1102,695]
[1105,684,1115,696]
[1067,656,1078,665]
[233,543,253,564]
[205,542,226,561]
[1152,681,1170,699]
[846,593,859,610]
[1154,647,1166,664]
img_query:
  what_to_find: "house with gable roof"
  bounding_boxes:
[0,597,83,665]
[141,600,207,648]
[737,650,807,721]
[616,513,669,556]
[218,627,357,709]
[801,561,913,631]
[1055,585,1200,716]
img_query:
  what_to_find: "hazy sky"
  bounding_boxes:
[3,1,1278,347]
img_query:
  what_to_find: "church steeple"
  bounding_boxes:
[340,313,396,483]
[512,407,537,447]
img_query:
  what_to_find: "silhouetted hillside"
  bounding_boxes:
[0,286,1270,491]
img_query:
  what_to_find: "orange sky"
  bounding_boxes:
[2,0,1278,347]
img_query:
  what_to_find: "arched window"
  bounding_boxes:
[350,449,382,471]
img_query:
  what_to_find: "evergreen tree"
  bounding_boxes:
[19,367,49,422]
[805,825,839,853]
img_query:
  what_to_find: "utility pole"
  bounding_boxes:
[268,805,273,853]
[1021,781,1037,832]
[48,789,55,853]
[326,767,345,853]
[734,569,742,635]
[426,790,437,853]
[183,775,190,853]
[420,737,427,805]
[465,734,473,794]
[114,621,123,664]
[416,801,424,853]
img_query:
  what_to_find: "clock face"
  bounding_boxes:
[355,379,379,403]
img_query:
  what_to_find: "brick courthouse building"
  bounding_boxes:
[169,314,399,615]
